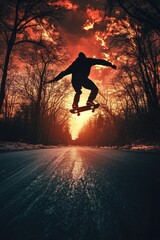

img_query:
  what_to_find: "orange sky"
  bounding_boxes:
[67,89,98,140]
[54,0,121,139]
[15,0,132,139]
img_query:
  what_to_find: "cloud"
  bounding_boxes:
[71,0,105,11]
[57,0,106,35]
[54,0,79,10]
[55,0,120,85]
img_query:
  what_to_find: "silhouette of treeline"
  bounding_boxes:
[0,0,160,145]
[77,109,159,146]
[0,0,71,144]
[0,56,72,144]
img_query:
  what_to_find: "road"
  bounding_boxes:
[0,147,160,240]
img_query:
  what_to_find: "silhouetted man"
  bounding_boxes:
[47,52,116,108]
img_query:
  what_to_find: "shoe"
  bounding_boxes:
[72,103,78,109]
[86,101,96,106]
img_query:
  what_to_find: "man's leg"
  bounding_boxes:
[82,79,98,104]
[72,90,82,108]
[72,81,82,108]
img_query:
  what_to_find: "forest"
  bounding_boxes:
[0,0,159,146]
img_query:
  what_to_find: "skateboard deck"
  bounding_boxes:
[70,103,100,116]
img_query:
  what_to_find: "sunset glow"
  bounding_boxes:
[70,112,91,140]
[50,2,126,138]
[20,0,127,140]
[68,90,96,140]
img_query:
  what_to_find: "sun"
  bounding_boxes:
[70,110,92,140]
[69,89,94,140]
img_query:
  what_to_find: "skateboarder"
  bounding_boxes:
[47,52,117,108]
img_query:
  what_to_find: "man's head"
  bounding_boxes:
[78,52,86,59]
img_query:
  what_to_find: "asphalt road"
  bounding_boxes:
[0,147,160,240]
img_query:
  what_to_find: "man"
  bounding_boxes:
[47,52,117,108]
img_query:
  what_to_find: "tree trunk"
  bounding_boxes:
[0,47,12,113]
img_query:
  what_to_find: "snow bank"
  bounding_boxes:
[130,144,160,153]
[0,141,55,152]
[100,144,160,153]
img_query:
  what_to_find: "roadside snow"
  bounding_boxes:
[130,145,160,152]
[100,144,160,153]
[0,141,55,152]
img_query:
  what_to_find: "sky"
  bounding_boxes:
[53,0,121,139]
[55,0,120,76]
[6,0,127,140]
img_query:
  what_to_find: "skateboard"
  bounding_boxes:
[70,103,100,116]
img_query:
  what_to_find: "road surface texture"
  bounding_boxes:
[0,147,160,240]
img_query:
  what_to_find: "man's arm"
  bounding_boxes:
[46,64,73,84]
[90,58,117,69]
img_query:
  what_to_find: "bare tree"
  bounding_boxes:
[0,0,64,113]
[105,0,160,32]
[16,44,71,143]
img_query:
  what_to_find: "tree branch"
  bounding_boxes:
[14,39,45,47]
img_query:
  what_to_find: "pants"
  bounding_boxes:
[72,78,98,106]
